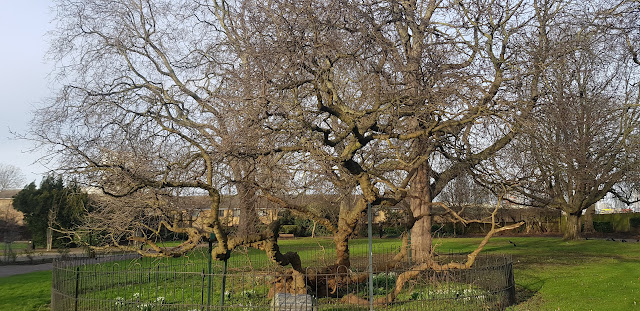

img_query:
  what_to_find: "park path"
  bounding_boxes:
[0,262,53,278]
[0,253,140,278]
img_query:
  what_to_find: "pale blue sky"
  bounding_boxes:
[0,1,54,186]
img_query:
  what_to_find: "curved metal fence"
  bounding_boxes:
[52,246,515,310]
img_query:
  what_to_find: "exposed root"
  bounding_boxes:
[268,268,308,298]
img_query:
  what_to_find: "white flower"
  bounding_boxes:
[133,292,141,299]
[115,297,125,307]
[155,296,165,304]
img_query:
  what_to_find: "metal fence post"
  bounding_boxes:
[74,266,80,311]
[220,251,230,309]
[507,261,516,305]
[367,202,374,311]
[201,269,206,306]
[208,233,214,309]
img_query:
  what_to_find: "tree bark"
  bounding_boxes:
[311,221,317,238]
[582,205,595,233]
[564,211,582,240]
[47,209,54,251]
[410,163,432,262]
[236,182,261,236]
[334,199,353,267]
[46,227,52,251]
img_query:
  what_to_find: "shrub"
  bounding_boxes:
[280,225,300,235]
[383,226,404,237]
[593,221,613,233]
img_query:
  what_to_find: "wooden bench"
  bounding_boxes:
[279,233,295,239]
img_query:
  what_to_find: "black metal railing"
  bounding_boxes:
[52,245,515,310]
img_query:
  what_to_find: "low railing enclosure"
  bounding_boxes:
[52,245,515,310]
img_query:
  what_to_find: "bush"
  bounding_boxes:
[280,225,300,235]
[593,221,613,233]
[630,218,640,229]
[383,226,404,237]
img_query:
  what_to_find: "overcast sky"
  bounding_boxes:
[0,1,54,186]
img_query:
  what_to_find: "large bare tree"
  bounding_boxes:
[479,9,640,240]
[33,0,636,304]
[34,0,299,262]
[212,0,557,268]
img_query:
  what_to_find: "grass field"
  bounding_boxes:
[1,236,639,310]
[0,241,29,251]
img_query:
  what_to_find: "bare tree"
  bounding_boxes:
[0,164,24,245]
[0,164,25,191]
[34,0,298,262]
[600,0,640,66]
[36,0,637,305]
[480,12,640,240]
[214,0,554,268]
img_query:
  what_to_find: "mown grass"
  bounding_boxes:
[443,237,640,311]
[1,236,639,310]
[0,241,29,251]
[0,270,51,311]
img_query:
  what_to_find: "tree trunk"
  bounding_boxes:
[334,232,350,267]
[47,209,54,251]
[582,205,595,233]
[311,221,317,238]
[334,199,353,267]
[410,163,432,262]
[236,182,261,237]
[564,211,582,240]
[230,159,261,237]
[46,227,52,251]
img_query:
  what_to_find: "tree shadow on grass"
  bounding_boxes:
[512,272,546,308]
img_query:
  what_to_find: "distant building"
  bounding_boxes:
[0,189,23,225]
[0,189,25,242]
[595,192,640,214]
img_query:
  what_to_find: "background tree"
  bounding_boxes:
[12,176,89,249]
[480,15,640,240]
[0,163,25,191]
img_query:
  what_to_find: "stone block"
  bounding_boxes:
[270,293,317,311]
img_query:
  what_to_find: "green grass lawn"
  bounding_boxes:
[0,241,29,251]
[0,271,51,311]
[1,236,639,310]
[435,237,640,311]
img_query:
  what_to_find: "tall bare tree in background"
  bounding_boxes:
[479,5,640,240]
[0,164,25,191]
